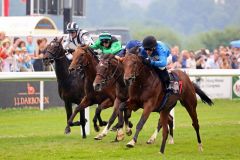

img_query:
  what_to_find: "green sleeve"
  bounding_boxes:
[90,39,101,49]
[103,41,122,54]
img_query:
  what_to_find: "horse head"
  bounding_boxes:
[68,45,93,74]
[93,54,120,91]
[43,37,64,65]
[123,51,144,86]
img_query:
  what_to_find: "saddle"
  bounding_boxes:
[168,72,182,94]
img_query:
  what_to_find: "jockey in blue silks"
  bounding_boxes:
[116,40,142,58]
[140,35,172,111]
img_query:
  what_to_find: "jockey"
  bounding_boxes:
[63,22,94,60]
[90,32,122,55]
[140,35,172,111]
[115,40,142,59]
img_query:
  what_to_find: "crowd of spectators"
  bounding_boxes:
[0,30,239,72]
[167,45,240,69]
[0,31,52,72]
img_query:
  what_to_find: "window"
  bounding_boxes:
[73,0,85,16]
[47,0,58,14]
[31,0,85,16]
[39,0,46,14]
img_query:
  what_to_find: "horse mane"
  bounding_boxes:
[77,45,99,63]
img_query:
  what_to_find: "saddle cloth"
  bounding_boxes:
[169,72,182,94]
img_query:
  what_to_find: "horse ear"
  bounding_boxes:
[128,46,140,55]
[58,36,64,43]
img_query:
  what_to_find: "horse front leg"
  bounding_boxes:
[147,113,161,144]
[66,96,91,138]
[94,98,120,140]
[64,101,73,134]
[80,108,87,139]
[126,101,153,148]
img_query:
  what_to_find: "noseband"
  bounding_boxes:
[96,58,122,86]
[46,42,66,61]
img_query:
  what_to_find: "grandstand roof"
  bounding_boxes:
[0,16,60,36]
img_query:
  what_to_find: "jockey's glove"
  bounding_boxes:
[143,58,151,65]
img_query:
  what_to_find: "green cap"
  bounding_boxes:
[99,32,112,40]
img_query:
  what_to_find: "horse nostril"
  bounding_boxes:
[94,83,101,91]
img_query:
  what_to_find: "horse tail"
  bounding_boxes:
[192,82,214,106]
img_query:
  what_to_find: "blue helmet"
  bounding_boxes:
[126,40,142,49]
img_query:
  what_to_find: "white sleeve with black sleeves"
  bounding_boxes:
[63,34,71,49]
[80,30,94,45]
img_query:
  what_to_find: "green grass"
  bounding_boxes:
[0,99,240,160]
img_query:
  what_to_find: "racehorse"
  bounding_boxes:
[66,45,133,141]
[122,49,213,154]
[93,54,174,143]
[43,37,106,138]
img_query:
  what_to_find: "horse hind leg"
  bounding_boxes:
[168,115,174,144]
[180,99,203,152]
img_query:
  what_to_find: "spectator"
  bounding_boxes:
[33,38,50,71]
[205,51,220,69]
[0,38,12,71]
[0,31,6,47]
[26,35,36,59]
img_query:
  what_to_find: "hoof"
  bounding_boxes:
[64,127,71,134]
[168,138,174,144]
[126,129,132,136]
[94,134,105,140]
[198,143,203,152]
[116,129,124,141]
[128,121,133,128]
[99,121,108,127]
[110,126,118,132]
[146,138,155,144]
[82,135,87,139]
[94,125,100,132]
[126,139,135,148]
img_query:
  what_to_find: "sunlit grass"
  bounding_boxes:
[0,99,239,160]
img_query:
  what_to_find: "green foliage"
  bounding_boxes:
[130,25,182,48]
[197,26,240,51]
[0,100,240,159]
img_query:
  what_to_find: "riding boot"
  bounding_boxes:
[157,69,172,112]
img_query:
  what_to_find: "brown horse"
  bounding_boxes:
[93,54,174,143]
[122,51,213,154]
[93,54,133,141]
[43,38,107,137]
[66,45,120,136]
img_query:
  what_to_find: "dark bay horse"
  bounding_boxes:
[122,51,213,154]
[93,54,174,143]
[43,38,106,138]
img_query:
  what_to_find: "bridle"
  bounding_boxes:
[96,58,122,86]
[126,56,144,82]
[45,42,66,61]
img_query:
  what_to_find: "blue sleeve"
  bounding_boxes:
[150,44,169,68]
[116,49,126,57]
[150,55,167,67]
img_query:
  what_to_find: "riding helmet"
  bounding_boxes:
[142,36,157,49]
[99,32,112,41]
[66,22,79,33]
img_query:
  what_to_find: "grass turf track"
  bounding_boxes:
[0,99,239,160]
